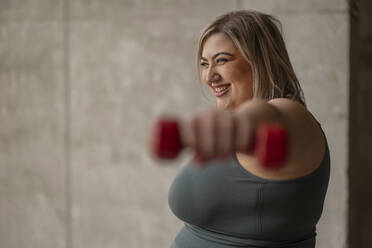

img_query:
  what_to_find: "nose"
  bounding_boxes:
[206,65,221,84]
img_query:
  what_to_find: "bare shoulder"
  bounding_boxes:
[268,98,309,119]
[237,98,326,180]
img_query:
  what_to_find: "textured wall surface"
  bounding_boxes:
[0,0,348,248]
[0,1,66,248]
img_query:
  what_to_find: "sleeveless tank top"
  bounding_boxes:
[168,129,330,248]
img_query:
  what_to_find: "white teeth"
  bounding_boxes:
[215,86,228,92]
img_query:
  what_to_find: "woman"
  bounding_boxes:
[167,10,330,248]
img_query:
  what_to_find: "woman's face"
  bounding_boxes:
[200,33,253,111]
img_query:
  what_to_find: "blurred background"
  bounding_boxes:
[0,0,363,247]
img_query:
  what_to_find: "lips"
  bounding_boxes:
[212,84,231,97]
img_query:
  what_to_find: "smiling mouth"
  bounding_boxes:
[213,84,231,97]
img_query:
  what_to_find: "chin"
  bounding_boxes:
[217,101,234,112]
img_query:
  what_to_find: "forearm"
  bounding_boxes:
[235,98,322,164]
[234,98,298,163]
[171,98,317,167]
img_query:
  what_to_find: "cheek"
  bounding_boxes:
[219,65,236,80]
[201,70,208,83]
[226,64,253,97]
[231,64,252,85]
[222,65,247,83]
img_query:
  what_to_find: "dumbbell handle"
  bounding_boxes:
[151,119,288,169]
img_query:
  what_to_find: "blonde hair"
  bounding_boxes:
[197,10,306,106]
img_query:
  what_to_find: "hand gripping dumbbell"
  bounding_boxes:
[150,118,288,169]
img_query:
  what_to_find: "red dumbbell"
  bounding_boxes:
[150,119,288,169]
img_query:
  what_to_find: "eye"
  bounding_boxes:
[216,58,228,64]
[200,62,209,68]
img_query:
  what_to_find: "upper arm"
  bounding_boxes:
[267,98,326,178]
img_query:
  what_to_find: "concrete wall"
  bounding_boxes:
[0,1,348,248]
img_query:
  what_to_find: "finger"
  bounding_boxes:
[182,115,208,165]
[216,112,235,157]
[235,114,254,153]
[180,117,196,151]
[191,115,207,166]
[198,111,217,160]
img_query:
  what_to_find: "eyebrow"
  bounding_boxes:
[200,52,234,61]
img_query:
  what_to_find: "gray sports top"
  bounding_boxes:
[168,131,330,248]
